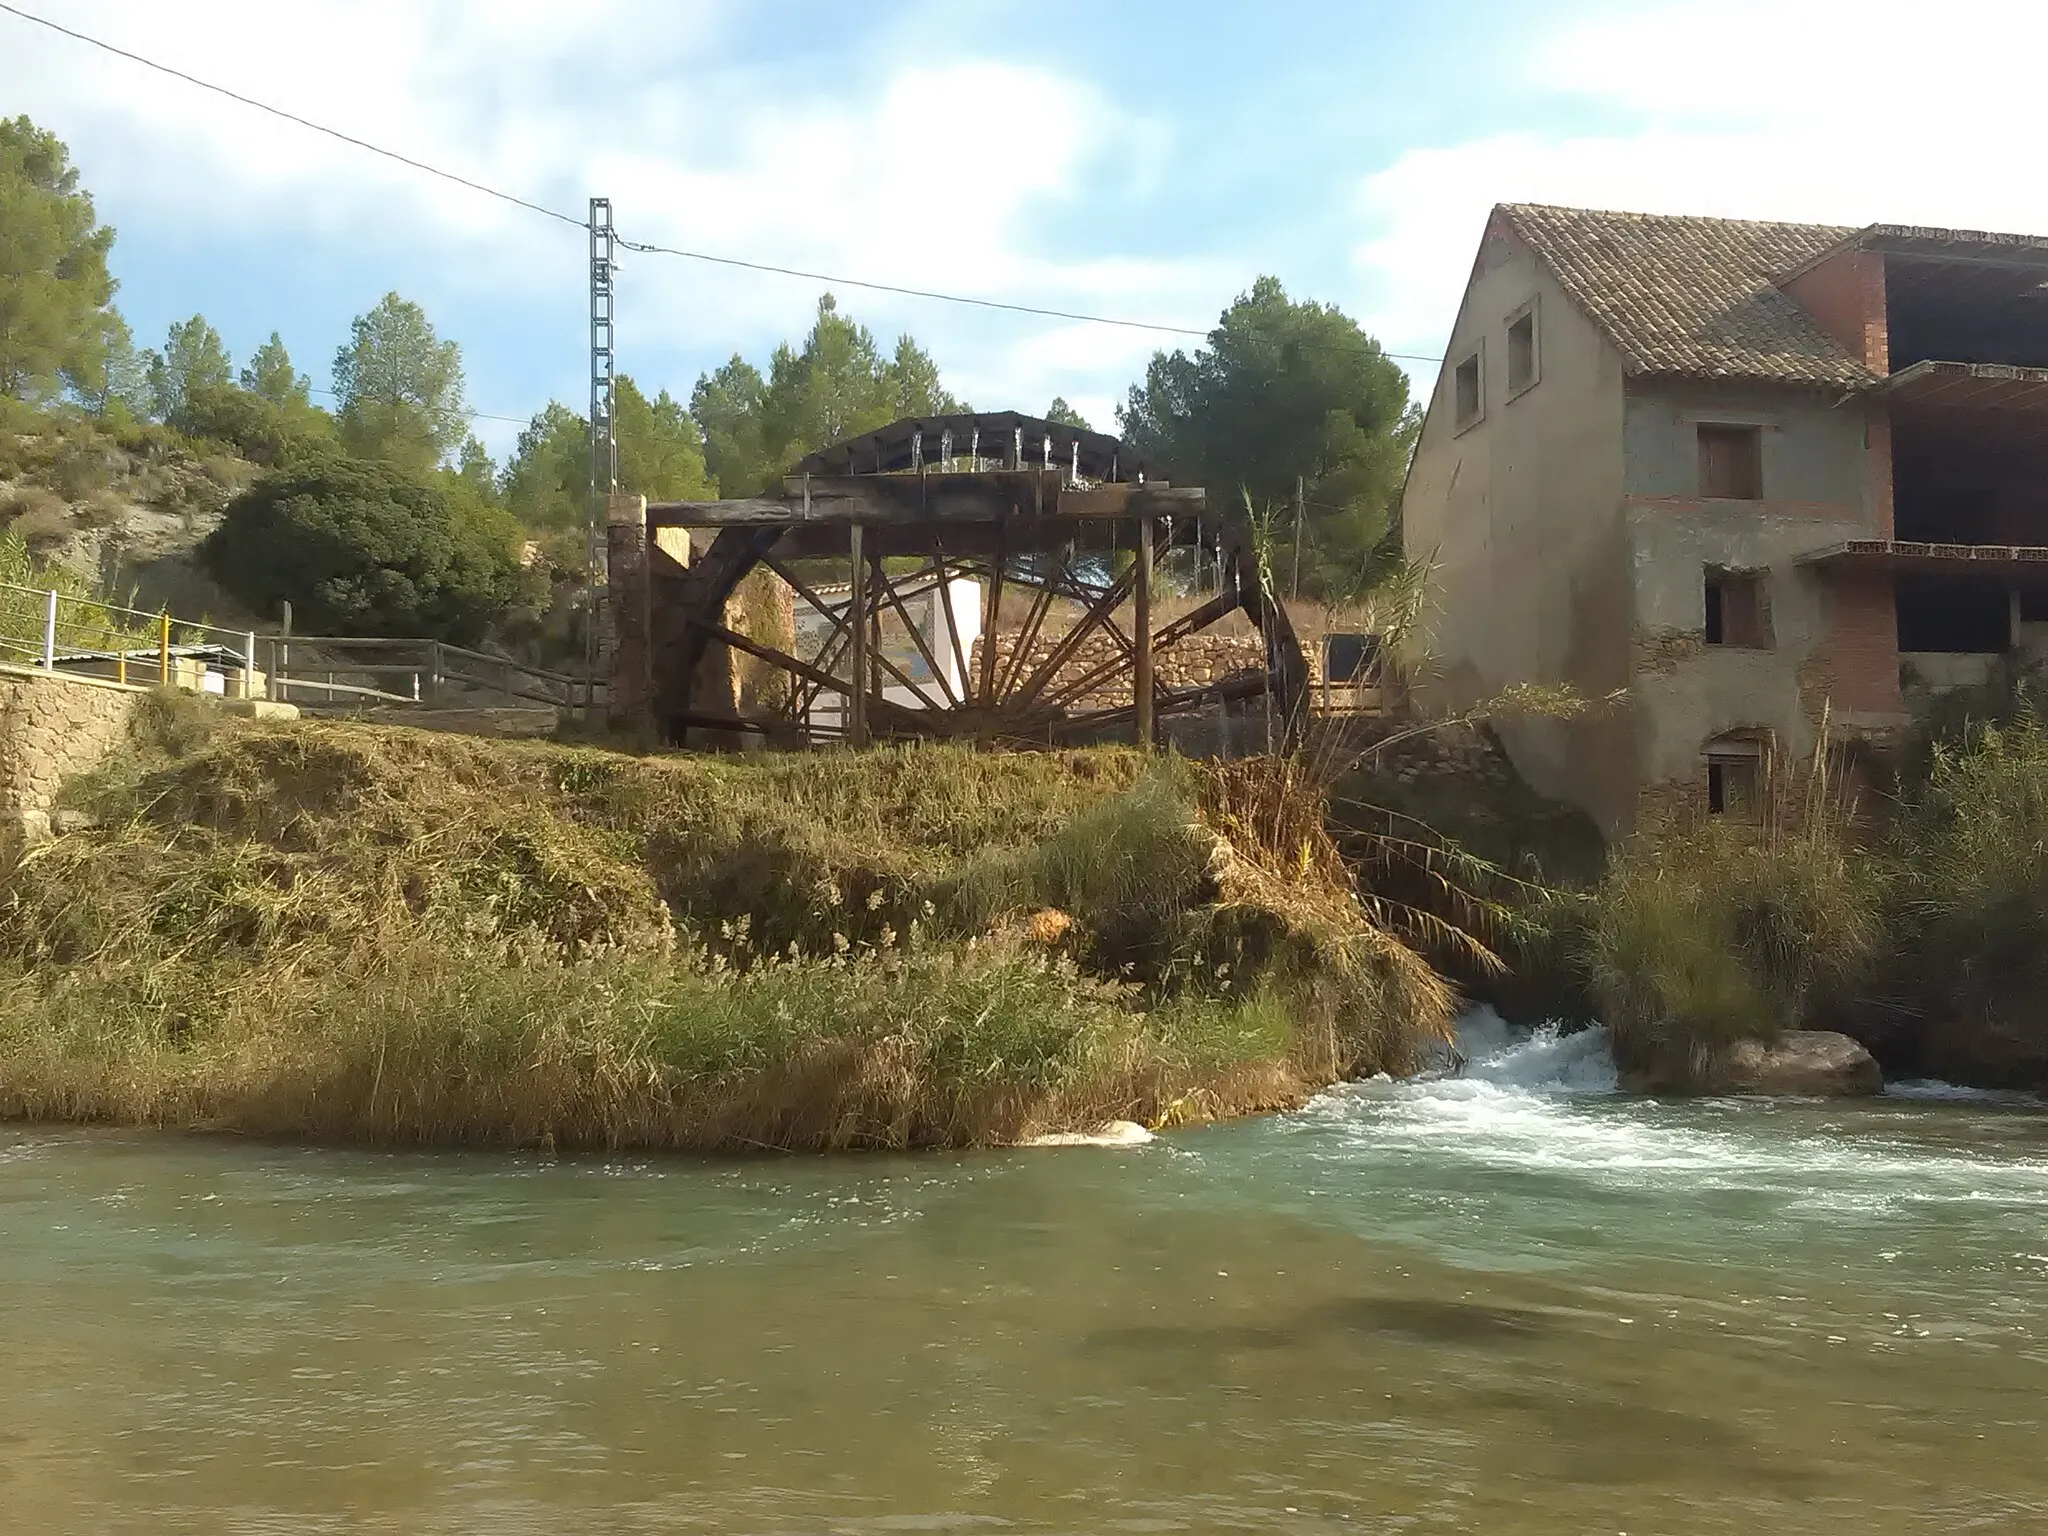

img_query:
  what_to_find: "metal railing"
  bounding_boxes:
[0,579,259,694]
[255,635,599,715]
[0,580,599,717]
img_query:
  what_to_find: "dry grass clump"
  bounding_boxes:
[0,721,1455,1148]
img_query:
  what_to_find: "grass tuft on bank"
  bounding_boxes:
[1580,707,2048,1089]
[0,721,1456,1148]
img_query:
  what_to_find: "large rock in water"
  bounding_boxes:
[1623,1031,1883,1097]
[1721,1031,1883,1096]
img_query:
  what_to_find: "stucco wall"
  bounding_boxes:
[1623,382,1897,811]
[1623,384,1872,509]
[0,666,141,852]
[1402,223,1634,832]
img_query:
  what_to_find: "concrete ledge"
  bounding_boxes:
[0,660,149,694]
[219,698,300,721]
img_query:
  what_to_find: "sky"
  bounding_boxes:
[8,0,2048,461]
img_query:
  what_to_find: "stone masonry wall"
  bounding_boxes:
[970,631,1283,712]
[0,666,140,851]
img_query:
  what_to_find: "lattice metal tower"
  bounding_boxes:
[588,196,618,583]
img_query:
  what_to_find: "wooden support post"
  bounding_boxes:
[977,548,1003,748]
[848,523,869,748]
[1292,475,1304,601]
[157,612,171,687]
[1136,514,1155,751]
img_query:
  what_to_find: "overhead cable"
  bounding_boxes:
[0,1,1445,364]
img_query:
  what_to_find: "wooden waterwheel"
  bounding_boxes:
[609,412,1309,751]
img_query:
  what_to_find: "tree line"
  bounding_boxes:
[4,109,1418,645]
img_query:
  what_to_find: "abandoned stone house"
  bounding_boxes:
[1401,202,2048,837]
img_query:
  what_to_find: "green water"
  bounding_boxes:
[5,1023,2048,1533]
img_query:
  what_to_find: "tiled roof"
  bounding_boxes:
[1498,204,1878,388]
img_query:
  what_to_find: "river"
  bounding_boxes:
[5,1017,2047,1533]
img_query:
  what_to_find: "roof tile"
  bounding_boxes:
[1499,204,1877,388]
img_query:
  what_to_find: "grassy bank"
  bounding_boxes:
[1579,712,2048,1090]
[0,707,1454,1149]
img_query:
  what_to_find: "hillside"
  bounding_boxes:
[0,406,264,627]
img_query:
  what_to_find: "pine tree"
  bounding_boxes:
[145,314,233,424]
[0,115,119,401]
[332,293,469,473]
[241,331,311,407]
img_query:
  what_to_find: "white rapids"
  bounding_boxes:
[1281,1010,2048,1238]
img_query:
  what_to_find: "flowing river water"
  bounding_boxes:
[6,1017,2048,1533]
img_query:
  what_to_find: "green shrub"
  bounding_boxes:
[1584,804,1878,1082]
[175,381,332,468]
[203,449,534,641]
[1887,712,2048,1023]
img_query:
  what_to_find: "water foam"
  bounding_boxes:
[1449,1009,1618,1095]
[1296,1010,2048,1215]
[1887,1079,2045,1107]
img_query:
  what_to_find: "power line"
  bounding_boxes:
[304,385,532,427]
[615,237,1444,362]
[0,1,586,231]
[0,1,1447,366]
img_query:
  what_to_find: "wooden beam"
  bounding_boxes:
[1136,512,1154,750]
[870,553,962,708]
[646,481,1204,530]
[684,616,848,701]
[976,543,1004,746]
[847,524,869,748]
[1154,588,1239,651]
[995,556,1064,702]
[1008,563,1139,716]
[936,560,972,706]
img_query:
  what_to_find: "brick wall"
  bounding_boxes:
[1781,246,1888,372]
[1799,569,1902,717]
[1865,408,1895,537]
[0,667,140,852]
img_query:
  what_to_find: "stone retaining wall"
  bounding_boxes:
[971,631,1278,711]
[0,665,140,850]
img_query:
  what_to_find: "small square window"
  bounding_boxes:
[1506,308,1538,395]
[1453,350,1483,429]
[1698,424,1763,500]
[1704,569,1771,648]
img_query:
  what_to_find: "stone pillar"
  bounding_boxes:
[606,493,651,729]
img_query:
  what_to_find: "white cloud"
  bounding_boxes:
[2,0,1214,433]
[1350,0,2048,379]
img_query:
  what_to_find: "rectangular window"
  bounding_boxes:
[1454,351,1483,429]
[1704,569,1770,648]
[1506,308,1537,395]
[1698,424,1763,500]
[1322,632,1381,684]
[1706,750,1762,818]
